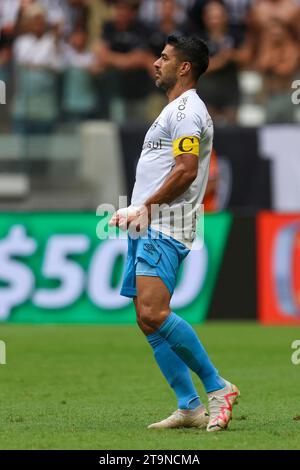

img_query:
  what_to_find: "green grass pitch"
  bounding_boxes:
[0,322,299,450]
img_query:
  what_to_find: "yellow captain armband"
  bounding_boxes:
[172,136,200,158]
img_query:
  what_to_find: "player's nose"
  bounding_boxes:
[154,57,161,69]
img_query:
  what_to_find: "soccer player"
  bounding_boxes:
[109,34,240,432]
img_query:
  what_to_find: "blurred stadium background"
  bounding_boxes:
[0,0,300,450]
[0,0,299,325]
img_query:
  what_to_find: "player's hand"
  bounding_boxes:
[108,211,120,227]
[109,206,150,233]
[108,207,139,231]
[127,205,150,235]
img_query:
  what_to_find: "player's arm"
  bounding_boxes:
[109,149,198,229]
[109,136,199,229]
[104,49,151,71]
[95,39,151,71]
[110,151,198,229]
[144,154,198,212]
[144,135,200,221]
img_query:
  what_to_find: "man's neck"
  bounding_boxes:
[167,82,197,103]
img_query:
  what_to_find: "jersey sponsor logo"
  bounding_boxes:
[142,139,163,151]
[176,96,188,121]
[177,111,186,121]
[173,136,200,157]
[178,96,188,108]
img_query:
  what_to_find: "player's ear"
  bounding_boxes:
[180,61,192,76]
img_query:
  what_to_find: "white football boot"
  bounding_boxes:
[206,380,240,432]
[148,405,209,429]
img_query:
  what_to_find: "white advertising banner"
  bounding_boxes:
[259,126,300,211]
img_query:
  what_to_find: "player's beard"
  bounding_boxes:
[155,72,177,92]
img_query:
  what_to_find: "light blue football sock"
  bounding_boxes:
[147,331,202,410]
[158,312,226,393]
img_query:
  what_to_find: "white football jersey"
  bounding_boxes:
[131,88,213,249]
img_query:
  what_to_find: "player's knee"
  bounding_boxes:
[139,302,170,330]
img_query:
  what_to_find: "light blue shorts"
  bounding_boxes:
[120,227,190,298]
[136,260,158,277]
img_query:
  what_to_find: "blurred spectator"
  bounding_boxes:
[247,0,300,69]
[248,0,300,41]
[139,0,194,26]
[254,19,300,123]
[0,25,13,129]
[222,0,253,41]
[189,0,253,41]
[89,0,111,41]
[197,1,245,125]
[62,28,98,121]
[0,0,21,32]
[53,0,90,37]
[96,0,156,123]
[12,4,63,134]
[0,0,90,38]
[1,0,299,130]
[142,0,190,121]
[0,28,12,82]
[26,0,67,32]
[147,0,189,58]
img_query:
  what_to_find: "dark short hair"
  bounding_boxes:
[166,34,209,80]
